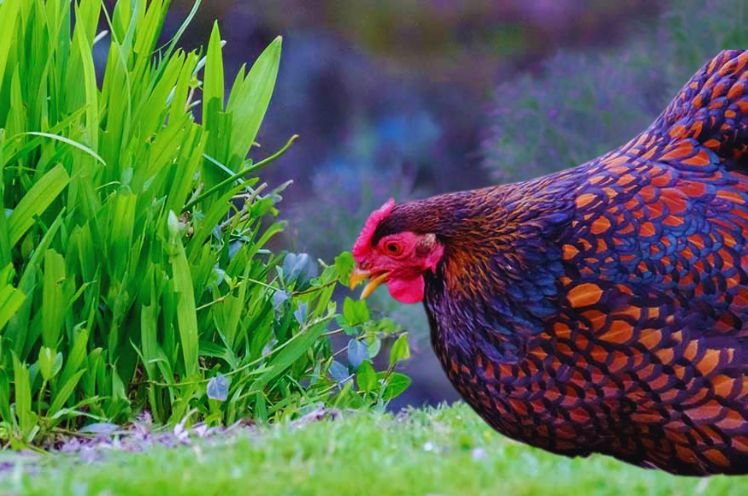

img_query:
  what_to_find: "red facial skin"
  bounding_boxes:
[352,200,444,304]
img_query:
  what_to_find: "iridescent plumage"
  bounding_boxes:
[354,50,748,475]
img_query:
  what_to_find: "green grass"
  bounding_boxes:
[2,402,747,496]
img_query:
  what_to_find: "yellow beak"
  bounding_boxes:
[349,268,390,299]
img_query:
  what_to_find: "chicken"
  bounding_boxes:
[350,50,748,475]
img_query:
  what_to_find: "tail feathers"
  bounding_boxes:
[655,50,747,165]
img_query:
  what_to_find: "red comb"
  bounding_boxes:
[352,199,395,260]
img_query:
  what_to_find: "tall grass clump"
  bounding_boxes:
[483,0,748,182]
[0,0,410,448]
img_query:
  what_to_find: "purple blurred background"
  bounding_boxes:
[169,1,658,212]
[161,0,744,408]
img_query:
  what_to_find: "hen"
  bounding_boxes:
[350,50,748,475]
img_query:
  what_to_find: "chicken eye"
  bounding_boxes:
[384,241,403,256]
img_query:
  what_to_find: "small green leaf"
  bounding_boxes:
[367,337,381,359]
[356,360,378,393]
[334,251,354,284]
[389,334,411,367]
[343,297,370,326]
[376,317,401,335]
[382,372,412,401]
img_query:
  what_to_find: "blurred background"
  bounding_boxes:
[165,0,746,408]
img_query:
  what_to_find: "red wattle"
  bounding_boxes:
[387,276,424,304]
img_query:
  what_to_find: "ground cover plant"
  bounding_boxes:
[0,0,410,448]
[2,403,748,496]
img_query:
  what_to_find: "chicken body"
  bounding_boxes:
[354,50,748,475]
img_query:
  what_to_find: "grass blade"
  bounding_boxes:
[226,36,282,166]
[0,283,25,330]
[7,164,70,247]
[12,356,35,439]
[0,0,20,92]
[47,369,87,417]
[169,217,199,378]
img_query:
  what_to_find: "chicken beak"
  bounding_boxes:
[349,268,370,289]
[349,268,390,299]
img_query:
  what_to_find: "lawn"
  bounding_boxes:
[2,402,746,496]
